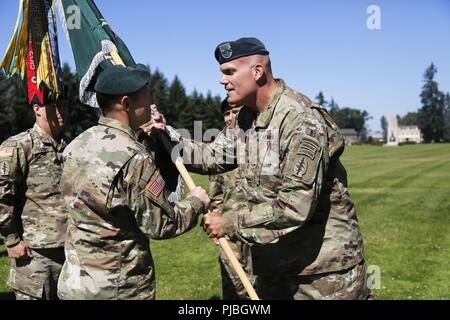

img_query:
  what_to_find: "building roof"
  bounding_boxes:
[341,128,358,135]
[370,131,384,139]
[399,125,420,130]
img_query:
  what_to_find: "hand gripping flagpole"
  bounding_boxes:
[108,50,259,300]
[156,127,260,301]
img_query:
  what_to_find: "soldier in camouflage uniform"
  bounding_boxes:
[0,98,68,300]
[208,99,254,300]
[57,64,210,300]
[172,37,372,299]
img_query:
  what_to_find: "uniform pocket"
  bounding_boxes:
[8,267,44,299]
[241,203,274,228]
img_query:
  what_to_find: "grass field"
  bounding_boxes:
[1,144,449,300]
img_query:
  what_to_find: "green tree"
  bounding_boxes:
[417,63,445,143]
[359,127,369,142]
[61,63,98,141]
[0,74,33,142]
[148,68,169,120]
[329,107,371,137]
[179,90,201,136]
[398,112,419,126]
[328,98,338,110]
[315,91,327,107]
[444,93,450,142]
[204,92,223,131]
[380,115,388,141]
[167,75,187,128]
[176,89,224,138]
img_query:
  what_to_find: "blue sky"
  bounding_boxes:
[1,0,449,132]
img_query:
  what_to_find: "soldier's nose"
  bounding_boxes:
[220,75,228,86]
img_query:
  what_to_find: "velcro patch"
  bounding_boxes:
[298,138,319,160]
[146,172,166,197]
[0,147,14,160]
[260,129,274,142]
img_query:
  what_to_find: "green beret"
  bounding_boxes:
[221,98,242,114]
[215,37,269,65]
[94,63,150,95]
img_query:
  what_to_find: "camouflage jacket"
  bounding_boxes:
[180,79,365,276]
[0,123,67,249]
[209,169,239,211]
[57,117,205,300]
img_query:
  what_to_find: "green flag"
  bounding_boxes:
[57,0,184,201]
[57,0,136,108]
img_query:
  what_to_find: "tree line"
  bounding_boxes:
[0,63,224,143]
[314,91,371,141]
[380,63,450,143]
[4,62,446,145]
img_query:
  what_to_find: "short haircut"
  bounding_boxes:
[96,87,146,112]
[96,92,122,112]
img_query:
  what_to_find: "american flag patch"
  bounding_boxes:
[146,172,165,197]
[0,147,14,159]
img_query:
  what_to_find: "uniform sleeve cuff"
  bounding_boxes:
[222,211,238,240]
[4,233,21,248]
[186,196,206,215]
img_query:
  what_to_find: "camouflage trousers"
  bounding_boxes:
[8,247,65,300]
[219,239,255,300]
[253,262,373,300]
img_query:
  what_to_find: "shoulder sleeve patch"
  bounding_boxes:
[145,172,166,197]
[284,134,322,185]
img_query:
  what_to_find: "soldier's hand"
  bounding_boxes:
[140,121,166,136]
[150,104,166,124]
[139,104,167,136]
[187,187,210,211]
[203,211,225,242]
[6,241,33,259]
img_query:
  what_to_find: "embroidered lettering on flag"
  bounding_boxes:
[146,172,166,197]
[26,37,44,105]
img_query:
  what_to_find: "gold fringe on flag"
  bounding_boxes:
[1,0,63,105]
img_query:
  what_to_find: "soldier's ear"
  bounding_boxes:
[33,104,43,117]
[252,63,264,82]
[120,96,131,112]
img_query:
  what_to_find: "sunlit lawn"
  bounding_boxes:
[1,144,449,299]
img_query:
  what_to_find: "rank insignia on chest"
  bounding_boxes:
[146,172,166,197]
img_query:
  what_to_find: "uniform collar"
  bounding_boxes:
[32,123,66,150]
[255,78,286,129]
[98,116,138,141]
